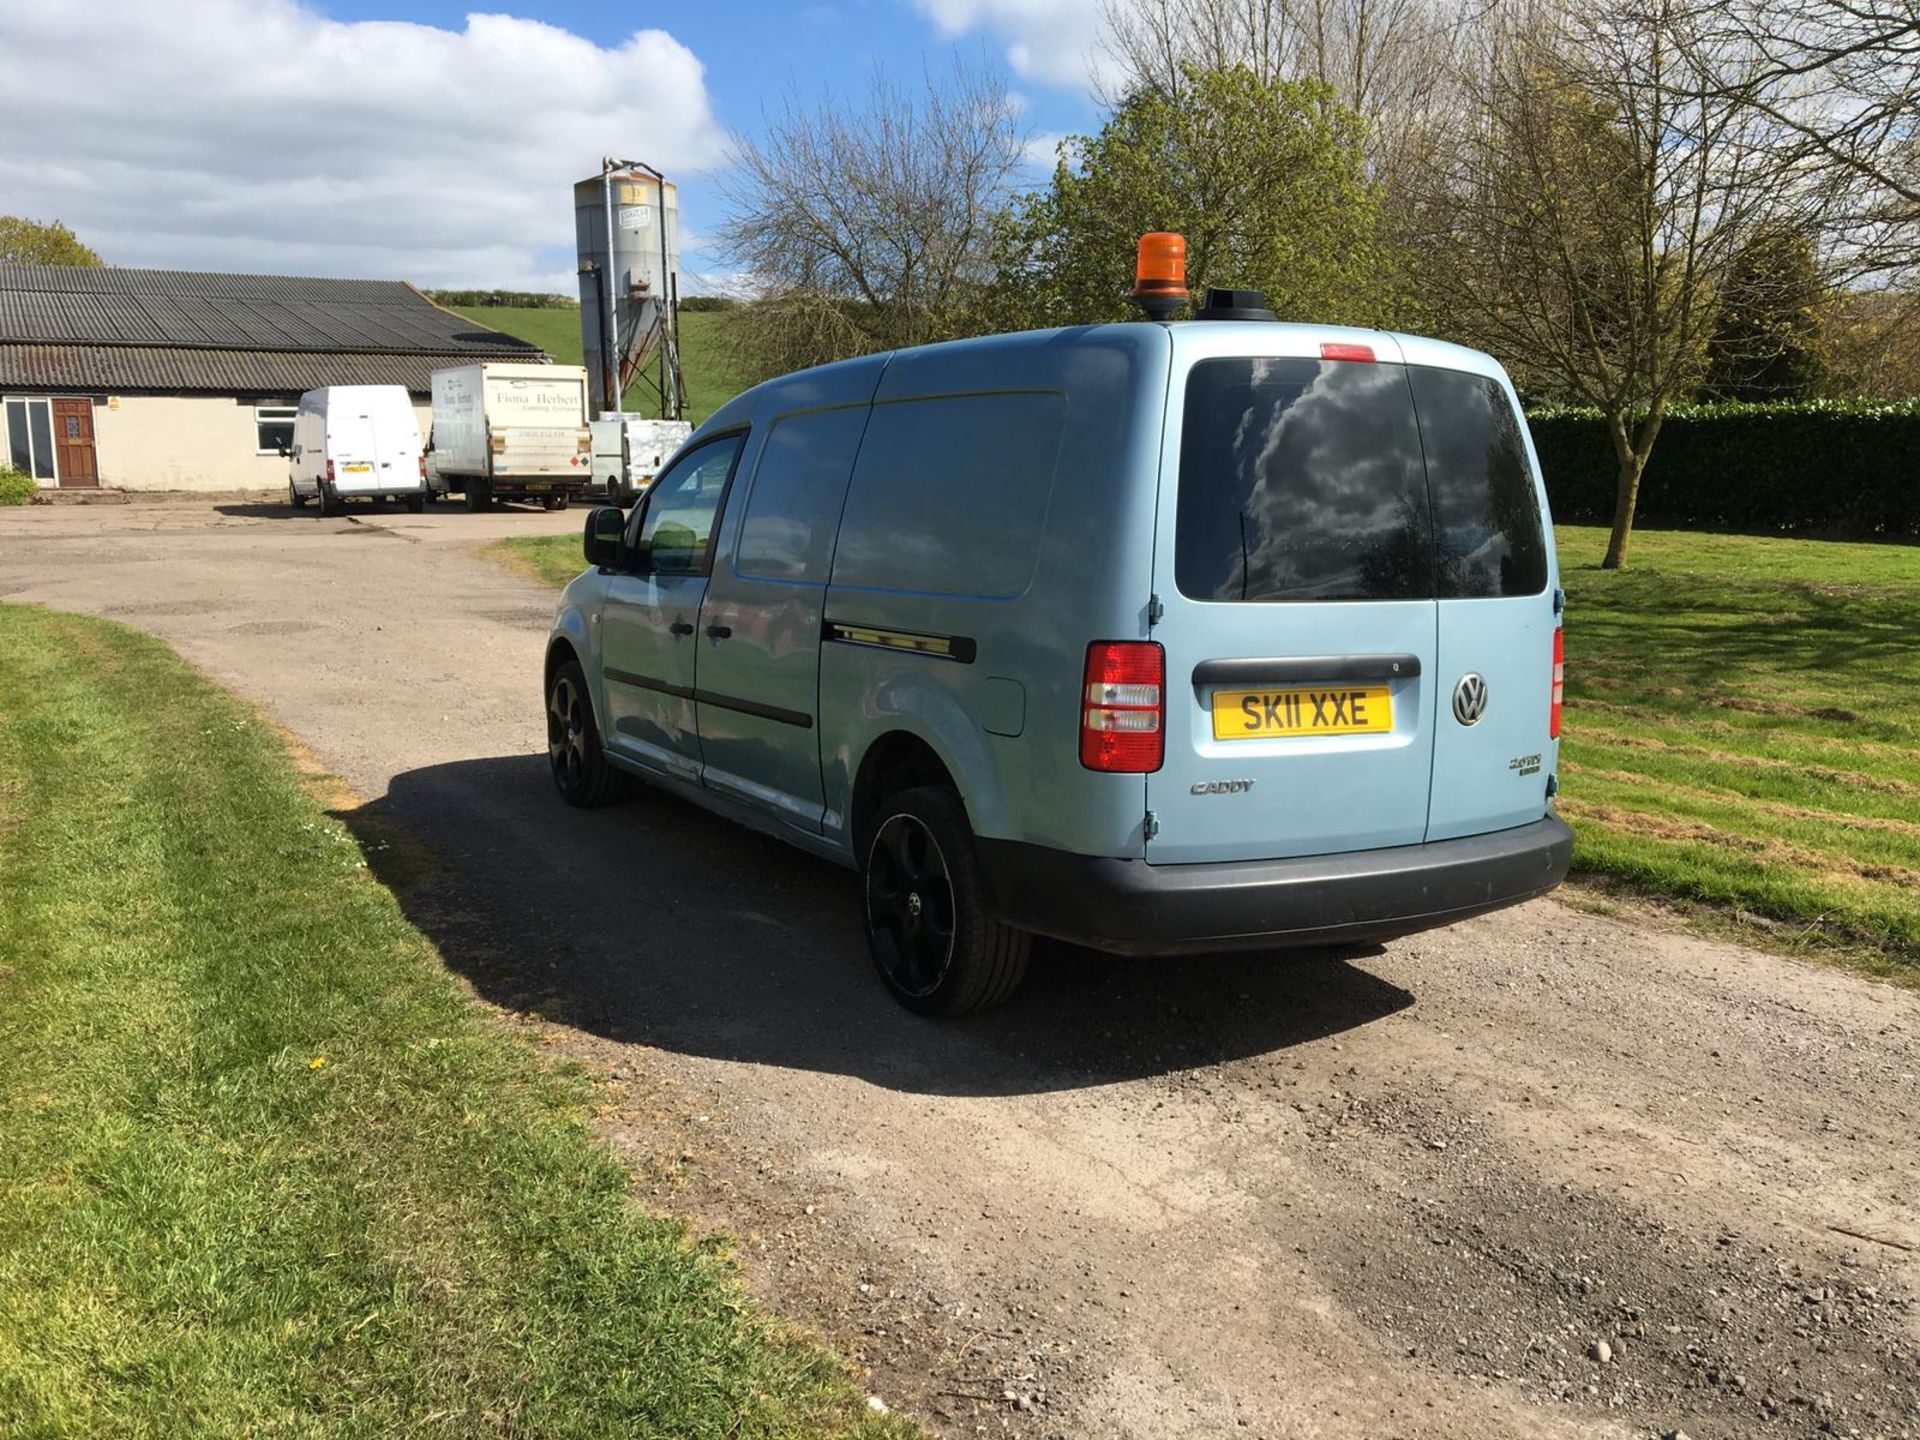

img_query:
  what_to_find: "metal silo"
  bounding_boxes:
[574,160,682,418]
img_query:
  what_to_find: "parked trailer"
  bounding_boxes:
[426,363,592,511]
[587,415,693,507]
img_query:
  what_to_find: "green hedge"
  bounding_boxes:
[0,468,37,506]
[1527,398,1920,535]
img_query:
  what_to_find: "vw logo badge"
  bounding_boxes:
[1452,672,1489,727]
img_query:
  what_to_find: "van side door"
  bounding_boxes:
[694,405,871,830]
[597,432,746,784]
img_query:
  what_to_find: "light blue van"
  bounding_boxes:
[543,304,1571,1013]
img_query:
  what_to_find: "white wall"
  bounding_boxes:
[87,394,432,491]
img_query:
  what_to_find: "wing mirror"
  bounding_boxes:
[583,506,626,569]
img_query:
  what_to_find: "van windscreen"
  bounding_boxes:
[1175,357,1547,603]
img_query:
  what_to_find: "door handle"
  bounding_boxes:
[705,623,733,640]
[669,620,694,636]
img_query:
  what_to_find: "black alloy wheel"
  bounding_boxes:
[862,786,1030,1015]
[546,660,627,807]
[867,812,959,1002]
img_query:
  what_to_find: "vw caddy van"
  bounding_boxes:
[543,265,1571,1014]
[288,385,427,515]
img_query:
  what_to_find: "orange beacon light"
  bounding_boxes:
[1130,232,1188,320]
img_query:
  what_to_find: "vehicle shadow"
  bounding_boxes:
[213,500,457,520]
[341,753,1416,1098]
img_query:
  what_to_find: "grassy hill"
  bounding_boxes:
[451,304,749,425]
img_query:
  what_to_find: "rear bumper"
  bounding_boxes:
[974,814,1573,956]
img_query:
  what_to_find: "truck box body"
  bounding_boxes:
[428,363,591,502]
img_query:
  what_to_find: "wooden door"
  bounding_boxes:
[51,398,98,487]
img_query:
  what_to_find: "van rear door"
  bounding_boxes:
[1145,335,1439,863]
[329,401,383,495]
[1405,358,1559,841]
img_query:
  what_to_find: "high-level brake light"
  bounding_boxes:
[1080,641,1165,772]
[1320,341,1376,363]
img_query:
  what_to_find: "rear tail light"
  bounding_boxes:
[1080,641,1164,772]
[1549,625,1564,739]
[325,459,335,482]
[417,454,426,479]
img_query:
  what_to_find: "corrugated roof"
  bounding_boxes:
[0,344,529,397]
[0,263,546,359]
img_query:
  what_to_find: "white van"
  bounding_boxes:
[588,415,693,506]
[288,385,426,515]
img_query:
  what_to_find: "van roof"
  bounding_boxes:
[701,321,1509,434]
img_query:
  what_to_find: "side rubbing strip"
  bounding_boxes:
[608,667,813,729]
[605,666,695,701]
[823,620,977,664]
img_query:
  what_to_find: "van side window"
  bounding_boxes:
[735,407,869,583]
[1176,358,1431,603]
[831,392,1065,599]
[1408,367,1548,598]
[635,432,744,576]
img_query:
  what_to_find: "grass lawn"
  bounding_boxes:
[454,306,751,426]
[1555,525,1920,973]
[0,604,907,1439]
[484,525,1920,976]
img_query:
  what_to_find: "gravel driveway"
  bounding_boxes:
[5,495,1916,1440]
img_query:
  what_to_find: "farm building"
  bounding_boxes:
[0,264,544,491]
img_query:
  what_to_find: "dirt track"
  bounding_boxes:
[4,495,1916,1440]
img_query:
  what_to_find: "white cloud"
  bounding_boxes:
[0,0,727,290]
[914,0,1116,94]
[1021,130,1073,170]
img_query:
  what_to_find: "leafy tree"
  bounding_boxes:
[1405,0,1833,567]
[983,66,1392,332]
[0,216,102,267]
[1700,227,1828,401]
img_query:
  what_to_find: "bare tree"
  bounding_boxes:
[719,65,1025,378]
[1097,0,1472,188]
[1678,0,1920,281]
[1407,0,1834,566]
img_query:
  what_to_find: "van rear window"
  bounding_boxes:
[1175,357,1547,603]
[1408,366,1548,598]
[1176,357,1432,603]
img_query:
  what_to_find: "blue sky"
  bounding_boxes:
[1,0,1109,293]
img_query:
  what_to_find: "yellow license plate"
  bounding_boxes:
[1211,685,1393,740]
[342,462,373,473]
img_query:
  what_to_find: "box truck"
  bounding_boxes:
[426,363,592,510]
[587,415,693,507]
[288,385,427,515]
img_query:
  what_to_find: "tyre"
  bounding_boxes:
[289,478,307,509]
[863,786,1031,1015]
[541,495,562,511]
[319,483,343,517]
[465,480,489,513]
[546,659,628,808]
[405,493,425,514]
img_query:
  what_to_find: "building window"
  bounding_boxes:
[4,397,57,481]
[255,405,297,455]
